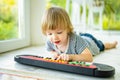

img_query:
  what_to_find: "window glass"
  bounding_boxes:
[46,0,120,30]
[0,0,18,40]
[0,0,30,53]
[103,0,120,30]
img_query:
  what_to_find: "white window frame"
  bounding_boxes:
[0,0,30,53]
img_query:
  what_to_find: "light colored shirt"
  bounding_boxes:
[46,33,100,56]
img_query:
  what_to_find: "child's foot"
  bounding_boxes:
[104,41,118,49]
[112,41,118,48]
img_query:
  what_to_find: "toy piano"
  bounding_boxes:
[14,55,115,77]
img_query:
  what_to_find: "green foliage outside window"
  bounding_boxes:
[46,0,66,9]
[47,0,120,31]
[102,0,120,30]
[0,0,18,40]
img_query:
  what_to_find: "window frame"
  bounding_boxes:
[0,0,30,53]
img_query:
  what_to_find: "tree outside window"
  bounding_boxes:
[46,0,120,31]
[0,0,18,40]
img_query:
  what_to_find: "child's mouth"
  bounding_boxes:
[54,41,60,44]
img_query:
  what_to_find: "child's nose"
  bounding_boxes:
[52,34,58,39]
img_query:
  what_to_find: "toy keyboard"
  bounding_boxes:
[14,55,115,77]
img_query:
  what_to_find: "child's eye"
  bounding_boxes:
[47,33,52,35]
[57,31,62,34]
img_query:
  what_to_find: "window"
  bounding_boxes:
[47,0,120,31]
[0,0,18,40]
[103,0,120,30]
[0,0,30,53]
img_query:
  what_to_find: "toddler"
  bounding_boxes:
[41,7,117,62]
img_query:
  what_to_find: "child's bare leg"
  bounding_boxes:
[104,41,118,50]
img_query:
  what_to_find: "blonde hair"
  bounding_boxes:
[41,7,73,35]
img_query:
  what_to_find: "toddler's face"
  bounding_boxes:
[46,29,68,46]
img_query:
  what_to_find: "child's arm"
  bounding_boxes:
[69,48,93,62]
[57,48,93,62]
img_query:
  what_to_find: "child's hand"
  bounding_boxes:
[56,54,69,61]
[50,51,59,59]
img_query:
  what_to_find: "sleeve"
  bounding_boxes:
[46,40,55,51]
[75,35,88,54]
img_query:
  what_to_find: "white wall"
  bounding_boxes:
[30,0,46,46]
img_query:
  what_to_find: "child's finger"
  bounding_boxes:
[51,53,59,59]
[62,54,67,60]
[58,54,69,61]
[58,54,65,60]
[63,54,69,61]
[56,56,61,60]
[66,54,69,61]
